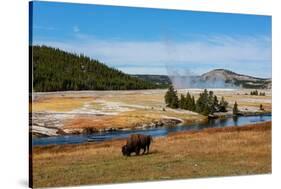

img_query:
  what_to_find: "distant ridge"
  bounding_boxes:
[131,74,171,87]
[134,69,271,89]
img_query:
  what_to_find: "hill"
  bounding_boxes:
[167,69,271,89]
[32,46,164,92]
[200,69,271,89]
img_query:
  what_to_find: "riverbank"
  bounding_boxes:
[31,89,271,137]
[32,121,271,188]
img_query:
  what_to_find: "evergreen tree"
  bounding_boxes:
[260,104,264,111]
[208,91,215,114]
[185,92,192,110]
[32,45,165,91]
[195,89,211,115]
[196,93,204,113]
[233,101,239,115]
[250,90,259,96]
[165,88,229,116]
[179,94,186,109]
[165,85,179,108]
[219,97,228,112]
[171,96,179,109]
[191,96,196,111]
[213,95,219,111]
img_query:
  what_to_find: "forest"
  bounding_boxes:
[165,86,230,116]
[32,46,166,92]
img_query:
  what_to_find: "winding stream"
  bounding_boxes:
[32,114,271,146]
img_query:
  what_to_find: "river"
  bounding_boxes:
[32,114,271,146]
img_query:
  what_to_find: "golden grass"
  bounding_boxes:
[103,93,165,107]
[222,95,272,111]
[32,89,272,113]
[32,97,95,112]
[32,121,271,188]
[89,102,105,110]
[63,109,206,130]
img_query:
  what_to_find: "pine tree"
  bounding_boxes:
[185,92,192,110]
[191,96,196,111]
[171,97,179,109]
[260,104,264,111]
[219,97,228,112]
[165,85,179,108]
[179,94,186,109]
[250,90,259,96]
[32,45,165,91]
[233,101,239,115]
[166,88,229,116]
[196,93,204,113]
[165,85,173,107]
[208,91,215,114]
[214,95,219,111]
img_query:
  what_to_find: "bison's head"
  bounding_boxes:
[122,145,129,156]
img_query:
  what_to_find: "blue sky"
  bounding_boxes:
[31,1,272,78]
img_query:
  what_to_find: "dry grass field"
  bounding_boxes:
[32,121,271,188]
[32,96,96,112]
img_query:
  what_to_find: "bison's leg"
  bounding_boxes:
[142,147,146,155]
[147,144,150,154]
[136,147,140,155]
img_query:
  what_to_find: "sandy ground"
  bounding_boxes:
[30,89,271,136]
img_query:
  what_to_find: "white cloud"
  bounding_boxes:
[35,34,272,77]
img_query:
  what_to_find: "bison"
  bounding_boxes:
[122,134,152,156]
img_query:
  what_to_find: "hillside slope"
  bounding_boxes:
[201,69,271,89]
[132,74,171,87]
[167,69,271,89]
[32,46,163,92]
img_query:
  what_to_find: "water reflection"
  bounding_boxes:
[33,114,271,146]
[233,116,238,126]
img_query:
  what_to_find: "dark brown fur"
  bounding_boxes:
[122,134,152,156]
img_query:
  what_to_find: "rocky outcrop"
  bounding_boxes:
[30,112,74,137]
[82,127,98,134]
[133,118,182,130]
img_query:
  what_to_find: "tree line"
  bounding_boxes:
[249,90,266,96]
[32,45,166,92]
[165,86,232,116]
